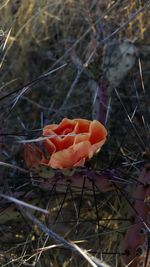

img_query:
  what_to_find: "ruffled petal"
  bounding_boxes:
[74,119,90,133]
[43,128,57,154]
[43,124,58,131]
[89,139,106,158]
[89,120,107,144]
[74,131,89,145]
[49,141,91,169]
[53,118,76,135]
[43,128,75,153]
[74,158,86,167]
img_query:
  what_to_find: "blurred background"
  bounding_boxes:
[0,0,150,266]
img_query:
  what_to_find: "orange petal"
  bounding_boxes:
[74,158,86,167]
[43,128,56,154]
[43,124,58,131]
[74,119,90,133]
[40,157,49,165]
[43,128,75,152]
[74,131,89,144]
[73,119,90,144]
[73,141,93,161]
[89,139,106,158]
[49,141,91,169]
[89,120,107,144]
[53,118,76,135]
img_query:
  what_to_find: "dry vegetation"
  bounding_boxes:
[0,0,150,266]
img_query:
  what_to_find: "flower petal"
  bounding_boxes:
[53,118,76,135]
[90,139,106,158]
[49,141,92,169]
[74,119,90,133]
[43,128,57,154]
[43,128,75,153]
[89,120,107,144]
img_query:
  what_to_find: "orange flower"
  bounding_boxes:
[42,118,107,169]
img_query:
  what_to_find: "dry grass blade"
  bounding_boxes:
[16,132,86,143]
[0,193,49,214]
[102,1,150,42]
[0,161,28,173]
[18,207,113,267]
[71,242,112,267]
[19,207,81,255]
[0,63,67,102]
